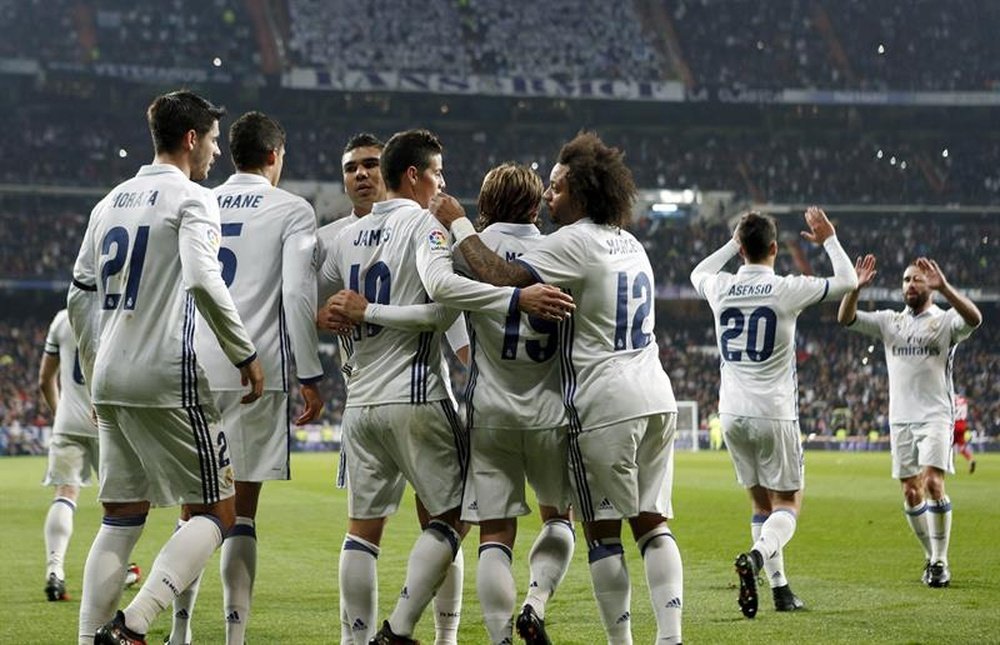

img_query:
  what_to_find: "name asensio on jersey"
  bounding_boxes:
[727,283,773,297]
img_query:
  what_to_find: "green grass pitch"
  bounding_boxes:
[1,450,997,643]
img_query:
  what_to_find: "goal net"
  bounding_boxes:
[674,400,700,451]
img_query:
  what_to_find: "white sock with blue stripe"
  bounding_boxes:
[752,513,787,588]
[928,497,952,565]
[752,508,797,561]
[168,519,202,645]
[588,538,633,645]
[388,520,461,637]
[638,527,682,645]
[903,501,932,560]
[44,497,76,580]
[339,533,379,644]
[434,543,463,645]
[524,519,575,618]
[477,542,515,645]
[222,516,257,645]
[78,514,146,645]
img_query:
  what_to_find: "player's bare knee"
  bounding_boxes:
[539,504,571,524]
[629,512,668,542]
[103,500,150,517]
[234,480,263,518]
[348,517,387,546]
[479,518,516,547]
[55,484,80,502]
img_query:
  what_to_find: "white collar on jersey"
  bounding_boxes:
[371,198,421,215]
[736,263,775,275]
[137,163,187,177]
[482,222,541,237]
[225,172,271,186]
[905,303,940,317]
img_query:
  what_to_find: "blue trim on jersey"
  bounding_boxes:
[816,279,830,304]
[72,279,97,292]
[336,450,348,488]
[284,391,292,480]
[278,297,289,393]
[235,352,257,369]
[751,513,769,524]
[557,312,593,521]
[440,400,469,484]
[464,320,479,430]
[410,331,432,404]
[187,405,220,504]
[513,258,543,284]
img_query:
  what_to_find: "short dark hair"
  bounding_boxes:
[736,211,778,262]
[557,131,636,228]
[477,163,543,230]
[146,90,225,154]
[228,111,286,171]
[343,132,384,155]
[380,129,443,191]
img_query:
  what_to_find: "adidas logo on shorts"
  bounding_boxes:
[467,500,478,511]
[598,498,615,511]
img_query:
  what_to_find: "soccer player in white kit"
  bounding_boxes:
[432,132,683,645]
[67,90,264,645]
[838,254,981,588]
[690,208,858,618]
[454,164,576,645]
[321,129,573,644]
[165,111,325,645]
[318,132,470,645]
[38,309,98,602]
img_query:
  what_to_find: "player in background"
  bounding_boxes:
[38,309,98,601]
[456,163,576,645]
[690,208,858,618]
[67,90,263,645]
[952,394,975,474]
[431,132,683,644]
[321,129,573,644]
[164,111,324,645]
[317,132,469,645]
[838,255,982,588]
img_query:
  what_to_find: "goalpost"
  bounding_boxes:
[674,400,700,451]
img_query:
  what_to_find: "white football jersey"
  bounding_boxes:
[847,304,975,424]
[43,309,95,437]
[692,238,854,420]
[195,173,323,392]
[515,218,676,431]
[69,163,256,408]
[324,198,517,406]
[317,212,361,301]
[454,222,565,430]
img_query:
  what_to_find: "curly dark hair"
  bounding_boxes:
[557,131,636,228]
[477,163,543,231]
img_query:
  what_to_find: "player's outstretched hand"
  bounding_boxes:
[295,382,324,425]
[800,205,835,245]
[915,257,947,291]
[518,284,575,321]
[855,254,877,289]
[429,192,466,228]
[239,357,264,404]
[327,289,369,324]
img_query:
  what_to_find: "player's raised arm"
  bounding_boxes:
[690,227,739,296]
[838,254,877,326]
[801,206,858,299]
[177,192,262,401]
[915,257,983,329]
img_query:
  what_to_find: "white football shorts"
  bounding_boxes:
[890,420,954,479]
[461,425,572,522]
[95,403,235,507]
[721,414,804,492]
[567,413,677,522]
[42,433,99,487]
[341,400,467,519]
[213,391,290,482]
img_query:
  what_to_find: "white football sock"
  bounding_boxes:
[45,497,76,580]
[168,519,200,645]
[388,521,461,638]
[78,514,145,645]
[588,539,632,645]
[927,497,952,565]
[222,516,257,645]
[752,508,797,561]
[637,527,683,645]
[903,501,932,559]
[339,534,379,644]
[752,513,787,588]
[477,542,515,645]
[433,543,463,645]
[524,519,575,618]
[122,515,223,635]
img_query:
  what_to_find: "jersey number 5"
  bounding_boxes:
[719,306,777,362]
[100,226,150,310]
[217,223,243,287]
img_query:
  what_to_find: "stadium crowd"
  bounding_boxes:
[2,0,999,90]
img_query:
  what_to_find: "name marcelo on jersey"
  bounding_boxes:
[727,283,773,296]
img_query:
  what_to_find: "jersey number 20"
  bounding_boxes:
[719,306,777,362]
